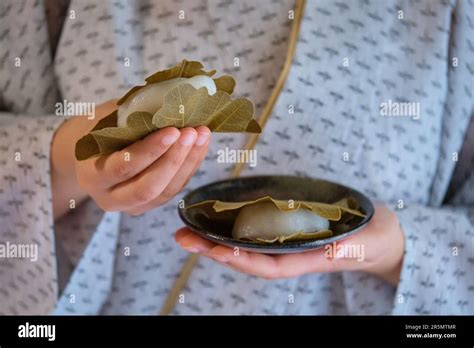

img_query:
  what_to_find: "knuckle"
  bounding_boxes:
[145,142,166,159]
[112,157,132,178]
[168,155,183,169]
[133,187,158,205]
[187,149,201,163]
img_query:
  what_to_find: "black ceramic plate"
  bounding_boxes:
[178,175,374,254]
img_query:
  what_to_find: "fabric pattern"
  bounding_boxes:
[0,0,64,314]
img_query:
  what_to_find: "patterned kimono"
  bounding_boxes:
[0,0,472,315]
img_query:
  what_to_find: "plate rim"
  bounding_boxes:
[178,175,375,254]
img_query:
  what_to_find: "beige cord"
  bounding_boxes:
[159,0,306,315]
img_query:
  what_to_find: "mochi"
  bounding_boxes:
[117,75,217,127]
[232,202,330,240]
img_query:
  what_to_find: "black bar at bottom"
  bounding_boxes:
[0,315,472,345]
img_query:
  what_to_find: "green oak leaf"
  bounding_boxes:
[186,196,365,244]
[212,75,236,94]
[75,111,156,160]
[255,230,333,243]
[75,59,259,160]
[117,59,235,105]
[153,84,260,133]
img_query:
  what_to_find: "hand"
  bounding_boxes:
[52,100,120,218]
[52,100,211,217]
[76,127,211,216]
[175,204,405,286]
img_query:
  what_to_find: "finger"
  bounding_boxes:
[207,242,358,279]
[125,127,210,215]
[178,126,211,190]
[174,230,241,273]
[92,127,181,188]
[178,127,211,191]
[175,231,357,279]
[175,227,193,241]
[174,230,280,278]
[205,246,284,278]
[108,128,197,208]
[175,227,215,253]
[174,230,289,278]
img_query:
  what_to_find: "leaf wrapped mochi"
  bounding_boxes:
[186,196,366,243]
[75,60,261,160]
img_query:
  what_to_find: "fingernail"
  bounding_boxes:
[162,133,179,145]
[195,132,210,146]
[180,243,210,254]
[183,247,200,253]
[179,131,197,146]
[210,254,228,263]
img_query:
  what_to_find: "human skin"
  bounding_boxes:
[50,101,404,286]
[175,204,405,286]
[51,100,211,218]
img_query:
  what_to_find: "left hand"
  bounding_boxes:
[175,204,405,286]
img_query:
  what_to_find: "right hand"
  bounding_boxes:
[75,113,211,216]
